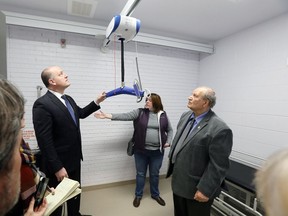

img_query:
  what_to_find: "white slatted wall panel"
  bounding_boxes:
[6,25,200,186]
[199,13,288,168]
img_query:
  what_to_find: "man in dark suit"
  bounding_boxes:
[167,86,233,216]
[33,66,105,216]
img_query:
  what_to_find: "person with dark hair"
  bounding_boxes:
[33,66,105,216]
[167,86,233,216]
[95,93,173,207]
[6,137,52,216]
[0,79,47,216]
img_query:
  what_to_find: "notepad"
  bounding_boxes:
[44,177,81,216]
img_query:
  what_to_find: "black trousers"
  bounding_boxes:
[49,164,81,216]
[173,193,213,216]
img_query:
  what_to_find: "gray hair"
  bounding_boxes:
[0,79,24,172]
[201,87,216,108]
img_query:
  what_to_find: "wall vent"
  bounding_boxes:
[67,0,98,18]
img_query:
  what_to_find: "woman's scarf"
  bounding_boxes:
[19,139,38,209]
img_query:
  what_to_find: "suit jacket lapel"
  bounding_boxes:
[180,110,214,149]
[170,111,192,155]
[47,91,65,109]
[47,91,78,126]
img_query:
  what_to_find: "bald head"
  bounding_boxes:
[41,66,70,93]
[41,66,60,88]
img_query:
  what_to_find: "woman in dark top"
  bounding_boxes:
[95,93,173,208]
